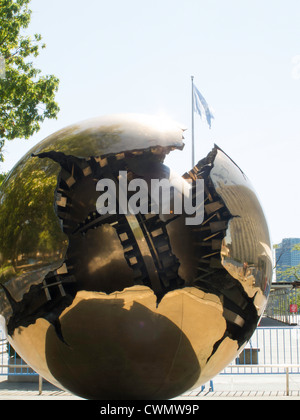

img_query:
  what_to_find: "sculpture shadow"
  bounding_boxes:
[45,297,200,400]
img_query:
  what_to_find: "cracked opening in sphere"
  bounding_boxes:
[2,145,261,351]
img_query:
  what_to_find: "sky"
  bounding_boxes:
[1,0,300,246]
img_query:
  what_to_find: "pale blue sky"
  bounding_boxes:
[2,0,300,245]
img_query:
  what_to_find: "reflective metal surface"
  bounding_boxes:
[0,114,272,399]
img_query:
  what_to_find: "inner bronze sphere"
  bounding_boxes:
[0,114,272,400]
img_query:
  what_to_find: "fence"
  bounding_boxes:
[1,326,300,387]
[265,287,300,325]
[0,328,38,378]
[221,326,300,375]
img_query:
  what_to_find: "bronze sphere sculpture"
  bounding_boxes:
[0,114,272,399]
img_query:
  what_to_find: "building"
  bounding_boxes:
[275,238,300,282]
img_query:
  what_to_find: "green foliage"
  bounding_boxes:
[0,154,66,276]
[277,264,300,282]
[0,0,60,161]
[0,172,7,186]
[276,242,300,283]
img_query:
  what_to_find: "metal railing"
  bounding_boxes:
[1,325,300,396]
[0,331,38,377]
[265,288,300,325]
[221,326,300,375]
[2,327,300,376]
[221,364,300,396]
[0,330,43,393]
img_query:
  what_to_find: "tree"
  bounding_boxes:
[274,243,300,283]
[0,156,66,272]
[0,0,60,163]
[0,172,6,186]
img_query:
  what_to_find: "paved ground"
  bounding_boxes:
[1,373,300,400]
[0,377,80,400]
[258,316,297,327]
[180,374,300,400]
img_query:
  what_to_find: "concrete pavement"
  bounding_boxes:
[1,373,300,400]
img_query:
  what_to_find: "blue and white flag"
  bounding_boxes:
[193,85,214,129]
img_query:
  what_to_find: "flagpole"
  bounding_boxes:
[191,75,195,168]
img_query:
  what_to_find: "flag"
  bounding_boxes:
[193,84,214,129]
